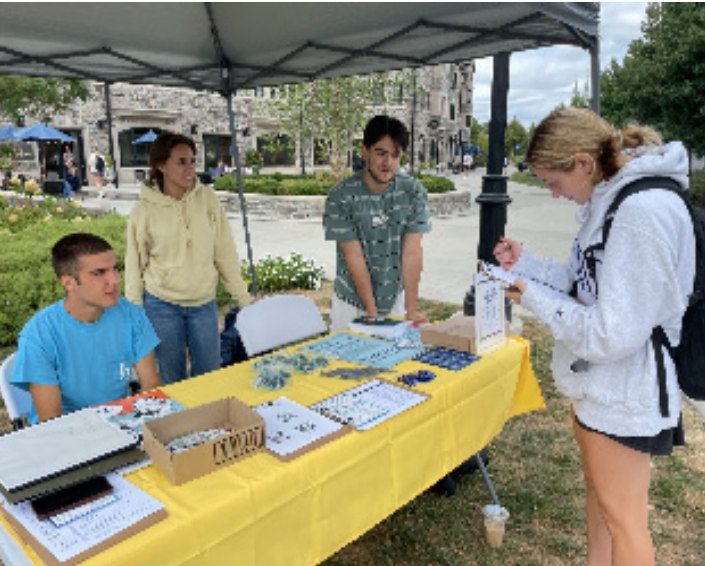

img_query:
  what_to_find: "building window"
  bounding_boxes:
[118,128,162,168]
[257,134,295,166]
[203,134,234,171]
[450,104,456,121]
[395,85,404,105]
[255,87,264,98]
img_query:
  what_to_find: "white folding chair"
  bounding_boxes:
[235,294,328,357]
[0,353,32,430]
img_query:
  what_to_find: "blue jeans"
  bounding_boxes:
[144,292,220,385]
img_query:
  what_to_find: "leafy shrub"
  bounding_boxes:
[215,174,333,196]
[244,149,264,172]
[0,195,88,233]
[214,171,459,196]
[240,252,325,294]
[414,174,454,193]
[314,170,338,184]
[277,180,329,196]
[1,205,326,344]
[0,213,128,346]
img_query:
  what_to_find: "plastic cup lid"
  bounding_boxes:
[483,504,510,519]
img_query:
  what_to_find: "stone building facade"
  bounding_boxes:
[15,62,474,186]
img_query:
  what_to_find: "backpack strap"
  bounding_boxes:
[591,176,686,418]
[652,326,671,418]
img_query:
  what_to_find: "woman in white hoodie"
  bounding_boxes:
[495,108,694,566]
[125,132,252,384]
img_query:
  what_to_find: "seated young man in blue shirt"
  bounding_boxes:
[11,232,162,424]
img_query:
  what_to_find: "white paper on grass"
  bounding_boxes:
[0,409,137,492]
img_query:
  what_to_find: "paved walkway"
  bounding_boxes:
[80,169,577,309]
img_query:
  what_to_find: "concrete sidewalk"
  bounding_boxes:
[81,170,577,307]
[227,171,576,307]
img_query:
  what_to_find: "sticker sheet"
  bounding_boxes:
[254,397,344,457]
[311,379,428,430]
[302,333,426,369]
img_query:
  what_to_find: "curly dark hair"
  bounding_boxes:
[148,131,197,191]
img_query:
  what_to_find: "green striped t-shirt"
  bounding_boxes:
[323,171,431,313]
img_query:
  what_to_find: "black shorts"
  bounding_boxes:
[575,413,684,456]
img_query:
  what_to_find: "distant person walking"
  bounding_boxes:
[89,148,106,198]
[463,152,473,177]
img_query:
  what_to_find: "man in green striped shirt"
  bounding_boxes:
[324,115,432,332]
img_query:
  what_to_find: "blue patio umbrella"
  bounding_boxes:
[0,125,21,140]
[132,130,158,144]
[15,123,75,178]
[16,122,75,143]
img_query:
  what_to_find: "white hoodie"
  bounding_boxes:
[515,142,695,437]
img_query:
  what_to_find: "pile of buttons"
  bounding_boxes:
[397,369,436,387]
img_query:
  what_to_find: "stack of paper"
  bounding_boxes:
[348,317,410,340]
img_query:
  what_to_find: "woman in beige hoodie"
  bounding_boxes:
[125,132,252,384]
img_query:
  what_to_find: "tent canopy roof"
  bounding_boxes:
[0,3,599,94]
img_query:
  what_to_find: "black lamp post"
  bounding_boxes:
[464,52,512,318]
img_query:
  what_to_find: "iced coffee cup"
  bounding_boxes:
[483,504,510,548]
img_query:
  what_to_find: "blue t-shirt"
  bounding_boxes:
[11,298,160,425]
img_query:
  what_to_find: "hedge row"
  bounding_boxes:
[0,212,326,347]
[0,214,129,346]
[213,172,455,195]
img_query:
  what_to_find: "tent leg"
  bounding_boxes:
[226,93,258,296]
[475,451,500,506]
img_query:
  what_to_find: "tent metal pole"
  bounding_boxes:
[227,92,258,296]
[103,82,118,189]
[590,39,601,115]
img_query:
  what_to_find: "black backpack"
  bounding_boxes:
[592,176,705,417]
[220,306,248,367]
[95,155,105,173]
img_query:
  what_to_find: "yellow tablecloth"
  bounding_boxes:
[1,336,543,566]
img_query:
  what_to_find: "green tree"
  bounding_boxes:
[504,117,529,159]
[601,3,705,156]
[569,79,591,108]
[0,76,91,124]
[469,117,486,148]
[259,71,423,180]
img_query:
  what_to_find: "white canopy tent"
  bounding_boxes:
[0,2,600,294]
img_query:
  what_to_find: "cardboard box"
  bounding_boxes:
[420,315,478,353]
[142,397,265,485]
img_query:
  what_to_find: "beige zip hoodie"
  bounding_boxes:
[125,181,251,308]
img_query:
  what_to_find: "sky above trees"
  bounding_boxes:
[472,2,648,127]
